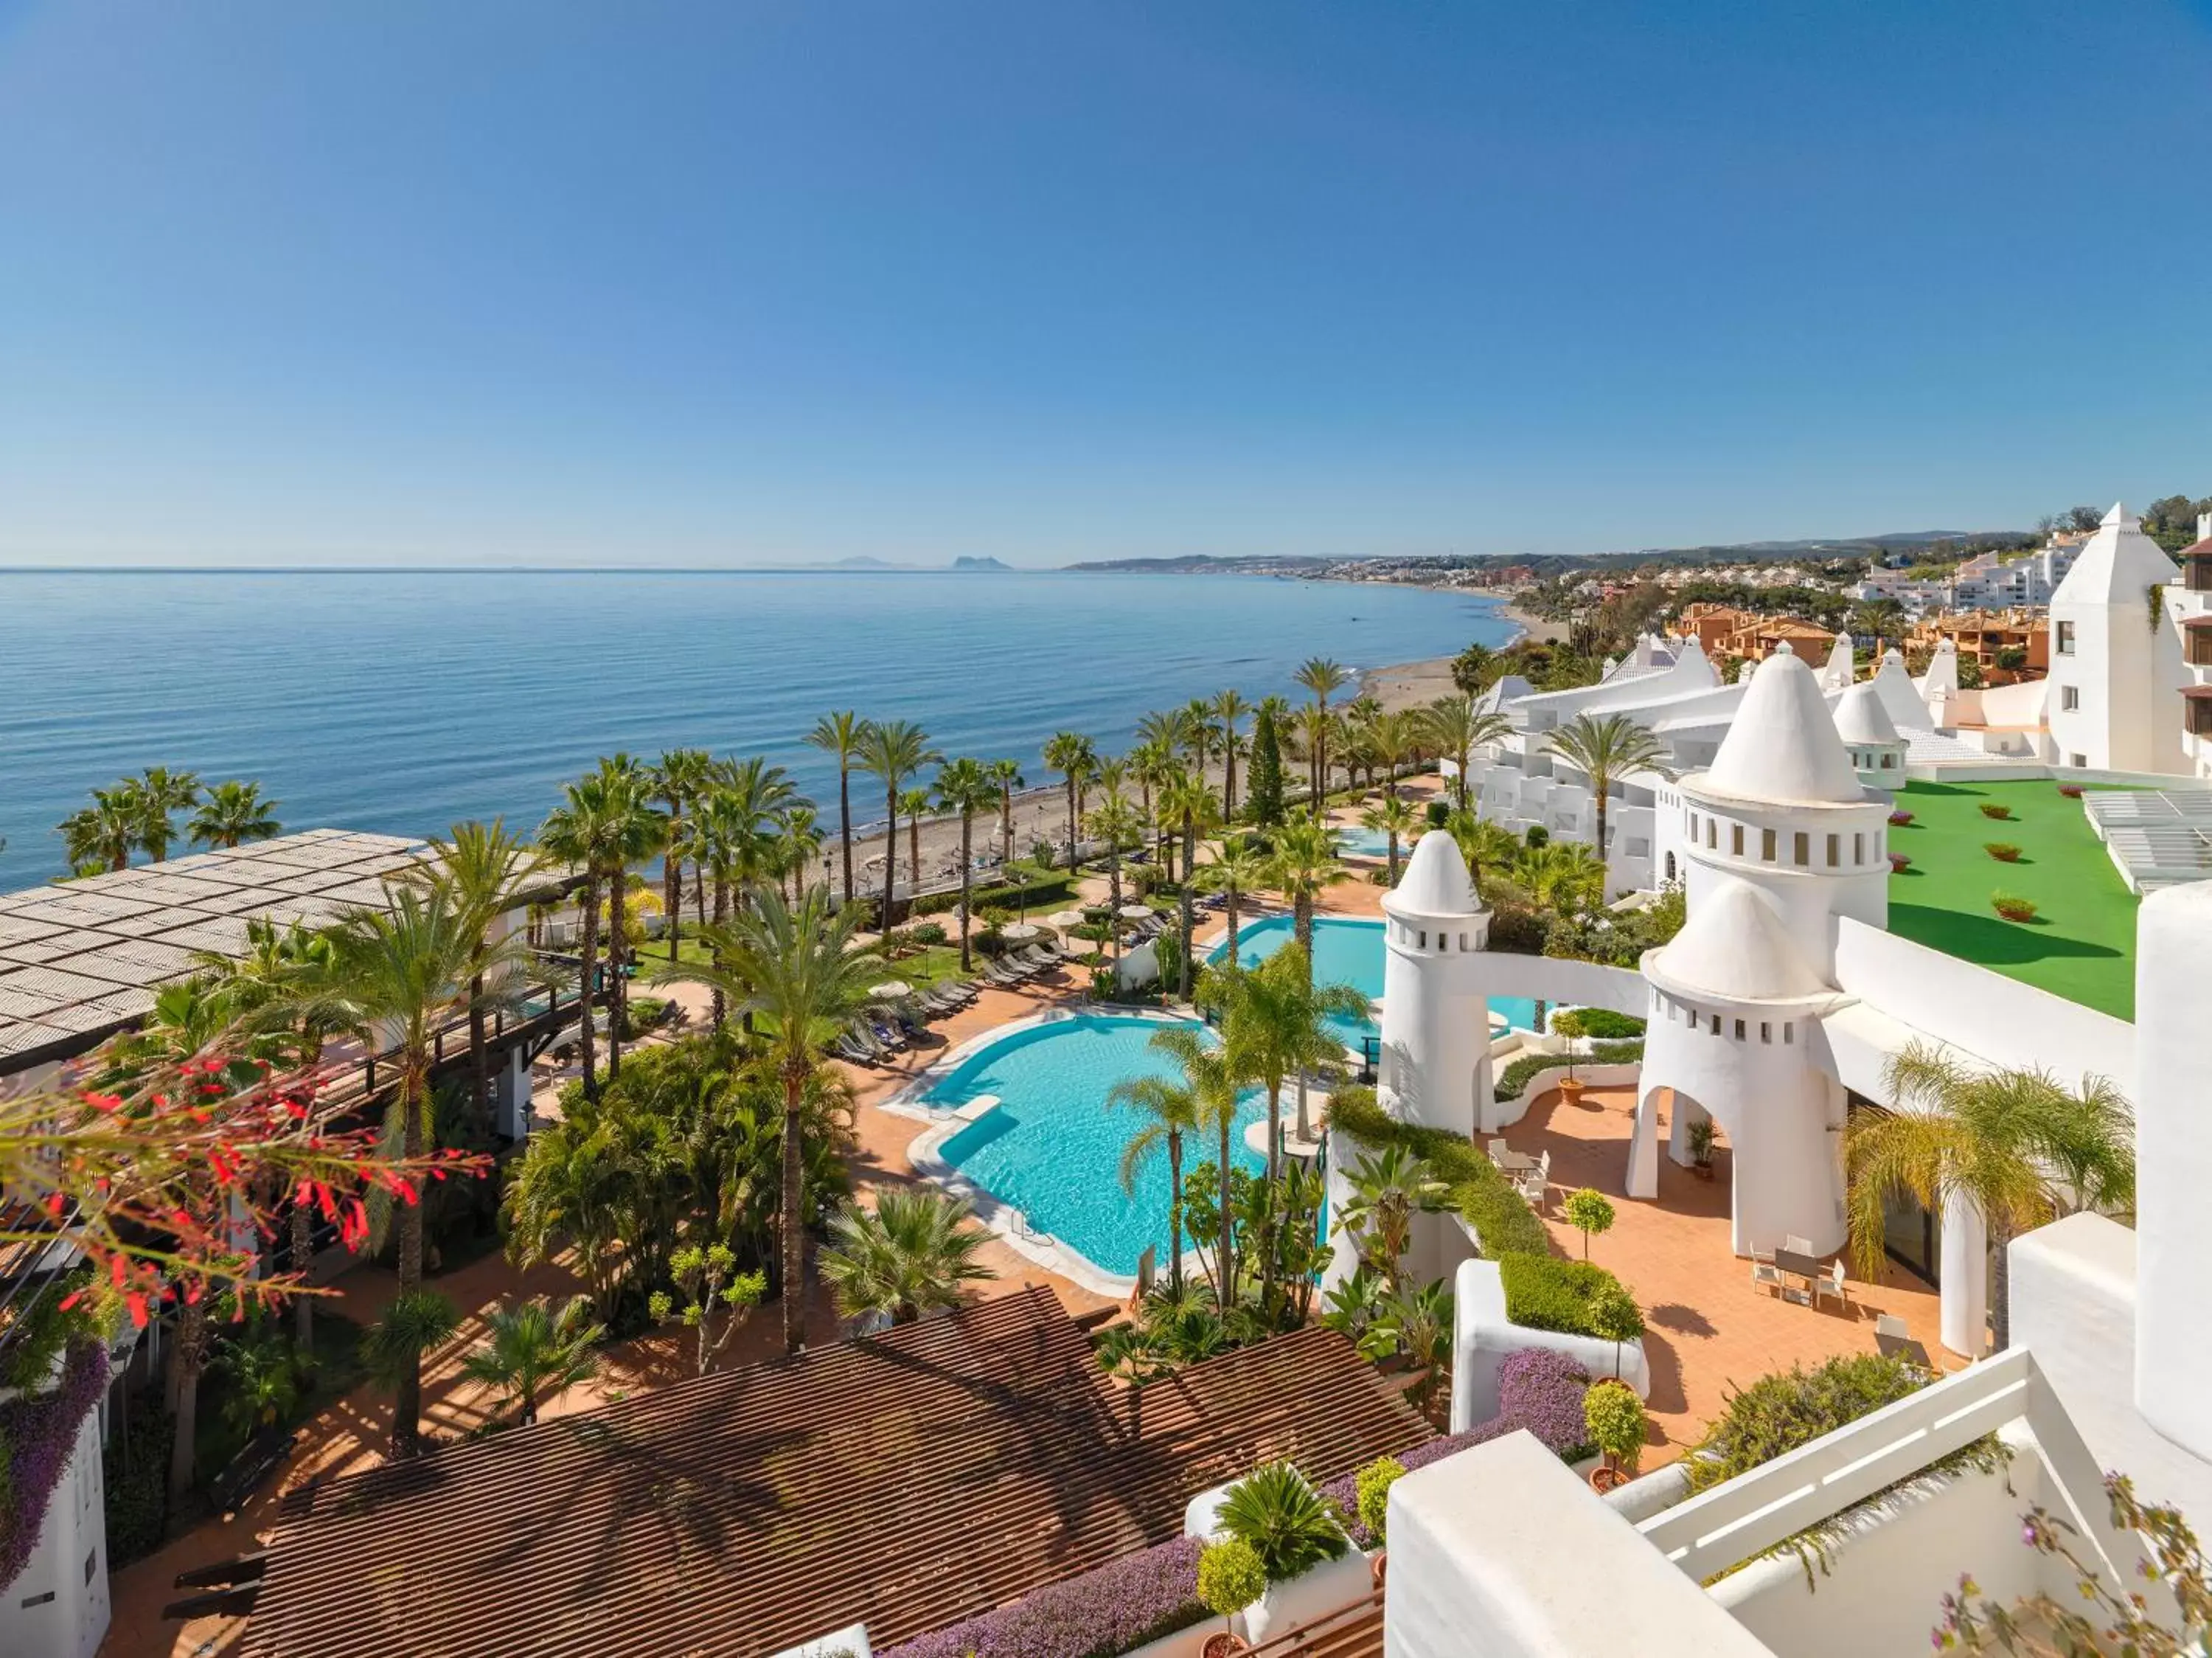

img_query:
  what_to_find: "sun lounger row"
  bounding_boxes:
[980,941,1065,985]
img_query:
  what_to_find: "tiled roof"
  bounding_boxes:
[245,1287,1431,1658]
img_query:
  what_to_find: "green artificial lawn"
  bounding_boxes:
[1886,780,2138,1021]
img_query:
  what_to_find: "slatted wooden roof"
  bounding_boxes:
[245,1286,1430,1658]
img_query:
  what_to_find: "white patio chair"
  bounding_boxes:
[1874,1312,1910,1340]
[1812,1260,1851,1310]
[1750,1260,1787,1297]
[1784,1234,1815,1256]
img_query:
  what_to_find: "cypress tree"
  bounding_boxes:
[1248,706,1285,827]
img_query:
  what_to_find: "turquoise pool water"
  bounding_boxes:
[1208,914,1543,1038]
[1338,825,1396,859]
[927,1016,1270,1277]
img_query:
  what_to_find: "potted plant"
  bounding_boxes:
[1560,1187,1615,1261]
[1686,1116,1716,1179]
[1196,1538,1265,1657]
[1550,1009,1590,1108]
[1355,1454,1405,1586]
[1584,1378,1646,1494]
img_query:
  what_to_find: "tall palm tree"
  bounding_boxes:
[131,767,204,861]
[1548,712,1669,884]
[57,785,141,873]
[459,1294,605,1426]
[1143,1024,1242,1303]
[288,885,525,1449]
[188,779,281,849]
[1182,698,1218,783]
[408,819,546,1132]
[1447,808,1523,894]
[774,803,824,903]
[1212,690,1250,817]
[361,1291,461,1450]
[818,1189,997,1327]
[858,720,940,933]
[1365,710,1416,798]
[1161,766,1219,999]
[589,763,669,1078]
[934,757,999,971]
[1109,1065,1205,1294]
[538,774,624,1097]
[658,885,879,1353]
[1128,735,1175,867]
[1043,731,1096,871]
[985,758,1025,867]
[651,749,715,961]
[897,786,934,909]
[806,713,874,909]
[1293,659,1351,814]
[1361,794,1420,884]
[1087,792,1146,950]
[1422,695,1513,814]
[1514,840,1607,914]
[1294,702,1335,816]
[1846,1043,2133,1351]
[1195,834,1270,964]
[1267,819,1346,967]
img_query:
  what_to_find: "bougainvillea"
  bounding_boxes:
[0,1339,111,1592]
[880,1535,1206,1658]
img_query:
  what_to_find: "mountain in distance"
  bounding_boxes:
[949,555,1011,571]
[1065,528,2027,575]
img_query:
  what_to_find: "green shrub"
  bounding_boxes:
[1498,1255,1643,1341]
[1983,842,2022,862]
[1992,892,2038,922]
[909,873,1075,919]
[1568,1007,1646,1040]
[1560,1188,1616,1259]
[1330,1090,1550,1258]
[1355,1455,1405,1546]
[102,1402,173,1566]
[1684,1353,1921,1494]
[1978,802,2013,821]
[1197,1537,1267,1620]
[1218,1460,1349,1582]
[1425,799,1450,828]
[1493,1041,1644,1103]
[1584,1378,1646,1468]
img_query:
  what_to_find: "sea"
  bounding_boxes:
[0,569,1515,889]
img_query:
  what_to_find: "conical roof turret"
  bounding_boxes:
[1384,828,1485,920]
[1694,648,1865,805]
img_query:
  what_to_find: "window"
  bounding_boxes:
[1731,824,1744,856]
[1709,1013,1721,1035]
[1882,752,1896,769]
[1761,827,1776,861]
[1459,932,1470,951]
[2071,753,2087,769]
[1418,930,1427,949]
[1733,1019,1746,1040]
[1794,831,1809,865]
[1760,1021,1772,1044]
[2061,685,2080,712]
[1826,833,1840,867]
[1706,819,1717,850]
[2057,620,2076,655]
[1853,832,1864,864]
[1783,1023,1794,1044]
[1688,811,1698,839]
[1664,851,1676,881]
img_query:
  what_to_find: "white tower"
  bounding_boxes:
[1832,680,1910,794]
[1377,830,1492,1140]
[2046,502,2184,773]
[1819,631,1854,692]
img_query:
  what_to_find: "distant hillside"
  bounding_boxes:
[950,555,1011,571]
[1065,529,2031,575]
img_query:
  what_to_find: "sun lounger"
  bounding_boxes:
[984,959,1026,986]
[835,1034,878,1066]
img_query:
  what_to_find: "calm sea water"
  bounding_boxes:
[0,569,1512,889]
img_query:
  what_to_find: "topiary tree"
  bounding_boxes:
[1197,1537,1267,1639]
[1354,1455,1406,1547]
[1248,706,1286,828]
[1587,1283,1643,1381]
[1583,1378,1646,1473]
[1561,1187,1616,1261]
[1550,1008,1589,1081]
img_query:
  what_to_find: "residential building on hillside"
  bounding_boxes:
[2171,513,2212,781]
[1675,603,1837,665]
[1904,609,2048,684]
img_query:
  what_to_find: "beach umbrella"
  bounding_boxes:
[1046,909,1087,932]
[1001,922,1041,943]
[1117,903,1153,922]
[868,981,914,1001]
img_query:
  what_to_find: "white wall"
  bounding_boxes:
[0,1400,111,1658]
[1449,1258,1649,1433]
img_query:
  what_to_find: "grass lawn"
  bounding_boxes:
[1887,779,2138,1021]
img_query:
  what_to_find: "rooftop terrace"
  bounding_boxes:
[1885,779,2138,1021]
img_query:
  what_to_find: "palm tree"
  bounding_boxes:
[1333,1145,1450,1291]
[285,886,524,1448]
[459,1295,605,1426]
[1109,1069,1204,1294]
[1361,795,1420,884]
[1515,840,1607,914]
[774,803,824,903]
[1182,697,1218,783]
[1213,690,1250,817]
[539,767,664,1089]
[1846,1043,2132,1351]
[594,757,669,1077]
[1293,658,1351,814]
[1087,791,1146,949]
[983,758,1024,868]
[361,1291,461,1451]
[131,767,203,861]
[189,779,281,849]
[1366,710,1416,799]
[408,819,546,1132]
[1161,767,1218,998]
[935,758,1000,971]
[807,713,874,909]
[1043,731,1096,870]
[897,786,934,909]
[1144,1024,1242,1302]
[651,748,715,961]
[1127,735,1175,866]
[858,720,940,933]
[1294,701,1335,815]
[1548,712,1669,884]
[656,885,879,1353]
[1422,695,1513,814]
[818,1188,998,1327]
[58,785,141,873]
[1267,819,1346,967]
[1447,809,1522,894]
[1194,833,1269,963]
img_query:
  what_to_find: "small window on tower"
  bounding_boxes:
[1761,828,1776,861]
[1731,824,1744,856]
[1826,833,1840,867]
[1418,931,1427,949]
[1733,1019,1746,1040]
[1706,819,1717,850]
[1709,1013,1721,1036]
[1853,832,1864,864]
[1783,1023,1795,1044]
[1794,831,1809,864]
[1760,1021,1772,1044]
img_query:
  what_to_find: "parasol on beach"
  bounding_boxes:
[1117,903,1153,922]
[868,981,914,1001]
[1046,909,1087,932]
[1000,922,1041,943]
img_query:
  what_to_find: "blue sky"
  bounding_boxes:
[1,1,2208,566]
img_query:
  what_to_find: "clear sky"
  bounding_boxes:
[2,1,2208,568]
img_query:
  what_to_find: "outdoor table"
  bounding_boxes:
[1772,1248,1827,1303]
[1876,1331,1933,1370]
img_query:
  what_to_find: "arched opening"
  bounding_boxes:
[1663,850,1677,882]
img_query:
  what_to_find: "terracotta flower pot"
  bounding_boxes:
[1371,1550,1388,1589]
[1589,1464,1630,1494]
[1692,1159,1714,1181]
[1202,1632,1249,1658]
[1557,1077,1587,1109]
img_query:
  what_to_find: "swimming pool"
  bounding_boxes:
[925,1016,1270,1277]
[1208,914,1543,1037]
[1336,825,1396,859]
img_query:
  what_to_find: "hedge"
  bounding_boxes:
[1493,1040,1644,1104]
[1565,1007,1645,1040]
[880,1534,1206,1658]
[1498,1255,1642,1341]
[909,872,1076,920]
[1331,1091,1550,1259]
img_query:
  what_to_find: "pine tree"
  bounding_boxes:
[1248,707,1285,827]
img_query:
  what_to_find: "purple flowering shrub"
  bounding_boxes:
[0,1340,111,1592]
[1322,1347,1594,1546]
[880,1534,1206,1658]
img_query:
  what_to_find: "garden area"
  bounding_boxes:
[1884,779,2138,1020]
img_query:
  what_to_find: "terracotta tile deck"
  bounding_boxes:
[1503,1081,1959,1465]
